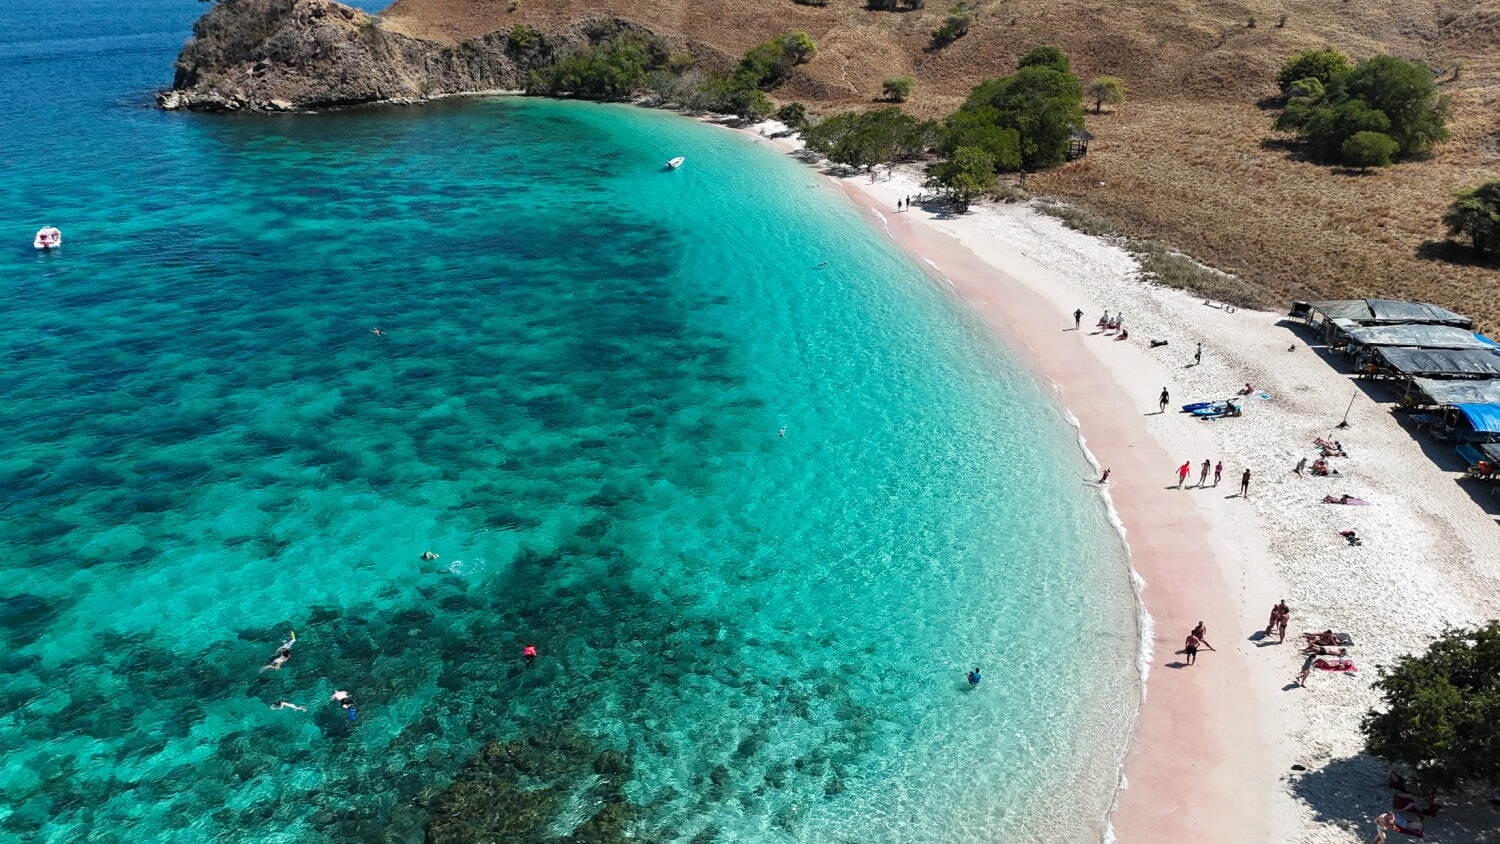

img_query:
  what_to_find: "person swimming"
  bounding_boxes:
[260,646,292,673]
[420,551,439,561]
[370,327,385,337]
[967,667,981,686]
[270,701,306,712]
[331,690,357,721]
[523,644,538,666]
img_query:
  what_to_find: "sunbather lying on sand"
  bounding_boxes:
[1310,459,1341,476]
[1304,630,1354,646]
[1315,437,1347,457]
[1313,657,1356,672]
[1300,645,1348,657]
[1338,530,1362,546]
[1322,494,1370,505]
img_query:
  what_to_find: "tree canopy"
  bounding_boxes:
[1362,622,1500,793]
[1340,130,1398,170]
[882,76,914,102]
[802,108,934,170]
[961,62,1083,169]
[1271,52,1448,167]
[1443,180,1500,257]
[926,145,994,209]
[526,34,669,99]
[1017,45,1070,75]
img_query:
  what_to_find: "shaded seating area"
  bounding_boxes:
[1402,377,1500,408]
[1368,347,1500,381]
[1456,443,1500,481]
[1290,298,1474,346]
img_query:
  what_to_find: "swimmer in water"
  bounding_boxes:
[260,646,292,672]
[523,644,538,666]
[420,551,439,561]
[778,426,786,438]
[331,689,358,720]
[371,327,385,337]
[967,667,981,686]
[270,701,306,712]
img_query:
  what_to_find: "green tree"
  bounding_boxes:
[1340,130,1398,169]
[927,146,995,210]
[776,102,809,130]
[778,31,818,65]
[1284,76,1324,101]
[803,108,932,169]
[736,32,818,90]
[529,34,668,98]
[1443,180,1500,257]
[939,107,1022,170]
[1276,49,1352,91]
[962,65,1084,168]
[1086,76,1126,113]
[882,76,914,102]
[1342,55,1450,156]
[1018,45,1070,75]
[1362,622,1500,792]
[1300,98,1390,158]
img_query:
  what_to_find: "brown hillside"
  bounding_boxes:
[379,0,1500,327]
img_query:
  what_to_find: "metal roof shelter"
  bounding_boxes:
[1305,299,1473,328]
[1346,324,1494,350]
[1378,347,1500,378]
[1409,377,1500,406]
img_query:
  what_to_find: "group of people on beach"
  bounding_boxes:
[1181,621,1215,666]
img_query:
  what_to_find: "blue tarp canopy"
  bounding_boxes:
[1454,403,1500,436]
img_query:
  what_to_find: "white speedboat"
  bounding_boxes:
[664,156,685,170]
[34,226,61,249]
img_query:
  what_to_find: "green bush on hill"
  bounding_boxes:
[1443,180,1500,257]
[1272,50,1449,168]
[526,34,669,98]
[930,3,975,47]
[882,76,914,102]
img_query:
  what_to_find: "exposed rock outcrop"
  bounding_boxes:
[158,0,651,111]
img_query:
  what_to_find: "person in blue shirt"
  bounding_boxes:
[967,667,981,686]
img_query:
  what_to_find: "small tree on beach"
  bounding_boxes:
[1443,180,1500,257]
[926,145,995,210]
[775,102,809,130]
[1086,76,1126,113]
[1362,622,1500,793]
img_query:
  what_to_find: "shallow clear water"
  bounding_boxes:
[0,3,1137,840]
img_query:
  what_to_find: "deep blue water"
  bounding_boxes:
[0,2,1137,840]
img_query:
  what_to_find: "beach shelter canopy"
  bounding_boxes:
[1410,377,1500,406]
[1378,348,1500,378]
[1346,324,1493,350]
[1453,404,1500,436]
[1484,443,1500,464]
[1307,299,1473,328]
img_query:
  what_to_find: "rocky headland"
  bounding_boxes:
[158,0,690,112]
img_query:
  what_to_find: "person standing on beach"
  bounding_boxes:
[1296,653,1316,686]
[1193,343,1202,365]
[1240,468,1251,497]
[1183,634,1200,666]
[1073,308,1083,330]
[1197,460,1211,487]
[1159,388,1170,413]
[1098,468,1111,484]
[1177,461,1191,488]
[1213,461,1223,486]
[1191,621,1216,651]
[1294,457,1308,474]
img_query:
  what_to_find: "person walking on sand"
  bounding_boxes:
[1213,460,1223,486]
[1176,461,1191,488]
[1193,343,1202,366]
[1073,308,1083,330]
[1294,457,1308,475]
[1183,633,1200,665]
[1159,387,1170,413]
[1098,468,1111,484]
[1191,621,1216,651]
[1197,459,1210,487]
[1296,653,1316,687]
[1240,468,1251,497]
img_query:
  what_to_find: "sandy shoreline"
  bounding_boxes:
[718,117,1500,842]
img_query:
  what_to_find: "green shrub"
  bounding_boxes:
[882,76,914,102]
[931,4,975,47]
[939,107,1022,170]
[1362,622,1500,793]
[775,102,809,130]
[507,23,538,52]
[1340,130,1398,169]
[1017,45,1070,74]
[1276,49,1352,91]
[527,34,669,98]
[1443,180,1500,257]
[735,32,818,90]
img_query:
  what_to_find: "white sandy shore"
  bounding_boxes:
[723,118,1500,842]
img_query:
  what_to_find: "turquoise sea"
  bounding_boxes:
[0,1,1138,840]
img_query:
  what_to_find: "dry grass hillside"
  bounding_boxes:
[383,0,1500,326]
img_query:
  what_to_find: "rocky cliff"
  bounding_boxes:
[158,0,661,111]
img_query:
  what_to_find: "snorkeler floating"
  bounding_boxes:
[258,630,296,672]
[331,689,358,721]
[967,667,982,686]
[523,644,538,667]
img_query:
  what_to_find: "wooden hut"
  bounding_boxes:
[1067,128,1093,160]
